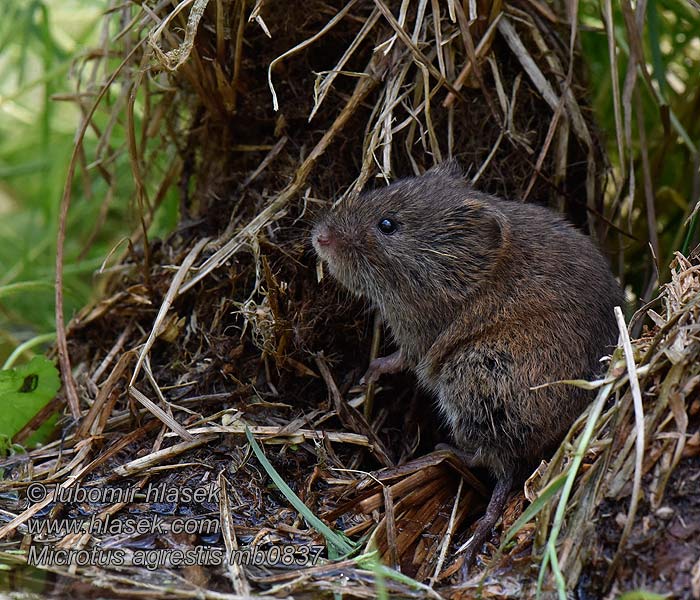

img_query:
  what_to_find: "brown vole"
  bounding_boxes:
[311,159,623,573]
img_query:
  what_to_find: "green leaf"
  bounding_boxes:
[0,356,59,441]
[244,425,356,558]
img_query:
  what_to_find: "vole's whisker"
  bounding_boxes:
[417,246,460,260]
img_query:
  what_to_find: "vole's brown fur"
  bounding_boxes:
[312,160,623,571]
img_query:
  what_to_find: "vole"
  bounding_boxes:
[311,159,623,574]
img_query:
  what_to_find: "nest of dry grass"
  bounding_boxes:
[0,1,698,598]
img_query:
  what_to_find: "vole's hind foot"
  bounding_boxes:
[435,442,480,469]
[459,471,513,579]
[459,512,497,578]
[360,350,405,385]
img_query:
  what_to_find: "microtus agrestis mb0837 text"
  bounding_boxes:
[311,159,623,573]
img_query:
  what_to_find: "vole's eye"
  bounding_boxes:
[377,217,398,235]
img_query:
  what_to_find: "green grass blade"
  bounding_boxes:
[3,333,56,370]
[355,551,443,599]
[500,471,567,548]
[647,0,667,98]
[682,211,699,255]
[548,544,566,600]
[536,378,616,598]
[0,281,54,299]
[245,425,356,557]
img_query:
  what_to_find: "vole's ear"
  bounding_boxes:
[487,209,510,250]
[464,199,510,251]
[426,157,464,179]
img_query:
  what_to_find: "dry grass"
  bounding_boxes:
[0,0,698,598]
[526,247,700,597]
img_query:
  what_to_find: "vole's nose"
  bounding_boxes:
[313,224,333,247]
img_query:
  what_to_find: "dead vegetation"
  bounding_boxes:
[0,0,698,598]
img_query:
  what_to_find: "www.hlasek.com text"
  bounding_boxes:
[26,513,220,537]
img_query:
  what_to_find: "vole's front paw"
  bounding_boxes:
[359,361,380,386]
[360,350,405,385]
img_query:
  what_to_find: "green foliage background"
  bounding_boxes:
[579,0,699,294]
[0,0,179,370]
[1,0,107,361]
